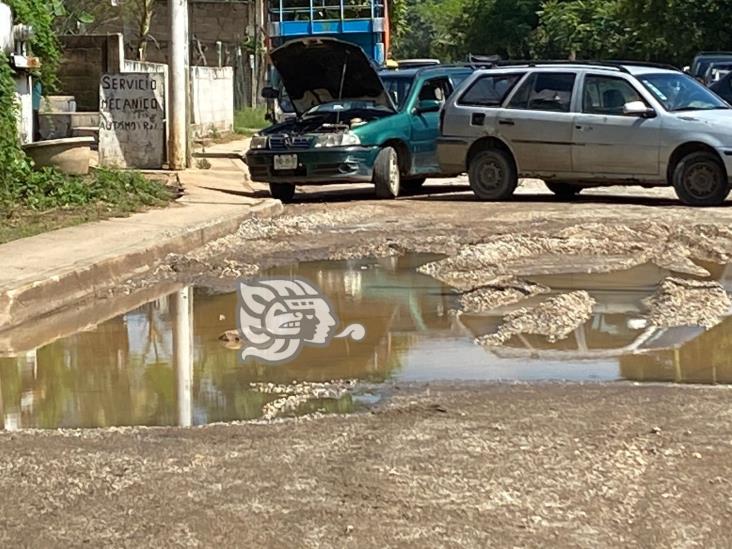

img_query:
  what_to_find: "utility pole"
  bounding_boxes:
[169,0,189,170]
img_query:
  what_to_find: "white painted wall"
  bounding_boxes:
[15,73,33,144]
[191,66,234,136]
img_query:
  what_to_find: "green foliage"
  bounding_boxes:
[0,52,33,206]
[393,0,468,61]
[235,107,268,135]
[5,0,62,91]
[532,0,632,60]
[3,168,170,213]
[461,0,541,59]
[391,0,732,65]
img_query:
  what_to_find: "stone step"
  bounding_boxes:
[38,112,100,140]
[71,127,100,150]
[40,95,77,113]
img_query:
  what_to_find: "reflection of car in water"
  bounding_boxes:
[455,262,732,384]
[246,38,473,202]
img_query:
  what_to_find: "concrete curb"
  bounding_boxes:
[0,198,283,333]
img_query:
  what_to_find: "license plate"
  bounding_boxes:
[273,154,298,171]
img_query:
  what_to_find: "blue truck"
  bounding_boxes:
[266,0,389,121]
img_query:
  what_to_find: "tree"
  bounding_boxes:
[56,0,157,61]
[392,0,469,61]
[460,0,541,59]
[619,0,732,65]
[532,0,633,60]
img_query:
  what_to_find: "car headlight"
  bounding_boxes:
[312,132,361,148]
[250,135,268,150]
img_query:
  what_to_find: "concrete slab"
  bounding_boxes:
[0,158,281,332]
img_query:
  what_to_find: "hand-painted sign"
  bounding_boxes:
[99,73,166,169]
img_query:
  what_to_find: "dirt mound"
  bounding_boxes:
[645,278,731,329]
[477,291,596,346]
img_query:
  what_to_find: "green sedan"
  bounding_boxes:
[246,38,473,202]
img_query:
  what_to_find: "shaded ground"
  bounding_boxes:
[1,383,731,547]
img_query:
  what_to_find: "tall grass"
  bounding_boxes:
[235,107,269,135]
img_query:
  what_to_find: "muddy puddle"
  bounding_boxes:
[0,255,731,430]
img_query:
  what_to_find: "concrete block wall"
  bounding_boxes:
[191,66,234,136]
[57,34,124,112]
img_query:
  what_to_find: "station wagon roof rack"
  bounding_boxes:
[408,63,483,75]
[603,60,681,72]
[476,59,681,73]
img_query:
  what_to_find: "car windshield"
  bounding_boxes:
[380,74,414,110]
[639,73,729,111]
[303,100,392,116]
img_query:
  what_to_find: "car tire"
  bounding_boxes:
[672,151,730,206]
[269,182,296,203]
[545,181,582,200]
[401,177,427,193]
[468,149,517,201]
[373,146,401,199]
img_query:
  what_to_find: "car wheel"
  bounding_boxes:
[468,149,517,201]
[672,151,730,206]
[545,181,582,200]
[269,182,296,203]
[401,177,427,193]
[373,146,401,199]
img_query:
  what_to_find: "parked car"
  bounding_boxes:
[438,62,732,206]
[703,62,732,86]
[246,38,472,202]
[711,72,732,103]
[690,52,732,81]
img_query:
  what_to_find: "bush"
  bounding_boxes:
[235,107,268,134]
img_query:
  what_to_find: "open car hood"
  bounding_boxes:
[270,37,395,115]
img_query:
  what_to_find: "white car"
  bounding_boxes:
[438,62,732,206]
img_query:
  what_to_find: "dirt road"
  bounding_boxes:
[1,383,731,547]
[5,179,732,546]
[161,178,732,286]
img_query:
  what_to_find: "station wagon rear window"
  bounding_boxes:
[507,73,577,113]
[458,73,525,107]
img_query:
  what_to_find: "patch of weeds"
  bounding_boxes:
[196,158,212,170]
[235,107,268,135]
[0,169,174,244]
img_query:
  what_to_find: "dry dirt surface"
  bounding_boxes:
[1,383,732,548]
[148,179,732,291]
[9,180,732,547]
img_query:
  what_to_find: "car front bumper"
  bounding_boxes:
[246,146,378,184]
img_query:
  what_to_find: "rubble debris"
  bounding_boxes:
[477,291,596,346]
[456,280,550,313]
[250,381,357,420]
[644,278,731,329]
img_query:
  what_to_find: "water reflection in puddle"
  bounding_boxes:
[0,255,731,430]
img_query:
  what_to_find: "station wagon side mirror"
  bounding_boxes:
[623,101,656,118]
[415,99,442,114]
[261,86,280,100]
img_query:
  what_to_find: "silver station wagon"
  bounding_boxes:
[437,62,732,206]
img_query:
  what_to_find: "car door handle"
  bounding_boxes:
[499,119,515,126]
[575,125,594,132]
